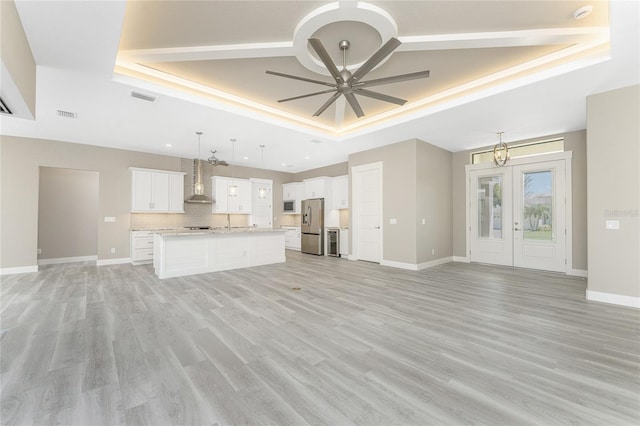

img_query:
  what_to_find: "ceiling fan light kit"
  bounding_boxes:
[266,37,430,118]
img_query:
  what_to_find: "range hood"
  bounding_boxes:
[185,158,213,204]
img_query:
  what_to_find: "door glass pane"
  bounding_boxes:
[523,171,553,240]
[478,176,503,239]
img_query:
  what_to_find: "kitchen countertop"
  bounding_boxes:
[154,227,286,236]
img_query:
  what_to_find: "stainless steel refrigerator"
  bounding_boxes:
[301,198,324,255]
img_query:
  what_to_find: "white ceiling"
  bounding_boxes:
[1,0,638,173]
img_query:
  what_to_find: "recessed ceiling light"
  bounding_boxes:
[165,144,172,148]
[282,162,286,166]
[304,156,310,160]
[243,156,249,160]
[573,5,593,20]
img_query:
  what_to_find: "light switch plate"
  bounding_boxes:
[606,220,620,230]
[104,216,116,223]
[390,218,397,224]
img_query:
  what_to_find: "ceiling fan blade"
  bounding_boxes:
[344,92,365,117]
[277,89,338,103]
[308,38,344,84]
[351,37,402,83]
[354,88,407,106]
[313,92,342,117]
[266,70,336,88]
[357,70,430,88]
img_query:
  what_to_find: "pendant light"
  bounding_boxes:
[228,138,238,196]
[493,131,510,167]
[258,145,267,199]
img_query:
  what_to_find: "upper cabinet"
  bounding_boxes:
[130,168,185,213]
[282,182,303,214]
[304,176,331,200]
[332,175,349,209]
[212,176,252,214]
[251,179,273,227]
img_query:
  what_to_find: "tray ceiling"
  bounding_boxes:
[116,1,609,134]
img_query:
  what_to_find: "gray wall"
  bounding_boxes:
[0,135,299,269]
[0,0,36,117]
[349,139,452,265]
[417,140,453,263]
[293,162,348,181]
[586,84,639,298]
[0,135,182,267]
[451,130,588,270]
[38,167,99,260]
[350,139,418,264]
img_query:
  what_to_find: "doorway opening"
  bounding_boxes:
[38,167,99,265]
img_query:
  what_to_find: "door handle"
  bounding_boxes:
[375,226,381,229]
[514,228,521,231]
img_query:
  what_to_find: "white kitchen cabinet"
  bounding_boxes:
[339,228,349,257]
[131,230,155,264]
[251,179,273,227]
[282,226,301,250]
[212,176,252,214]
[168,173,185,213]
[332,175,349,209]
[282,182,303,214]
[304,176,331,200]
[130,168,185,213]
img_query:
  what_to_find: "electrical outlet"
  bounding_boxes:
[110,248,116,254]
[37,248,42,254]
[104,216,116,223]
[431,248,435,255]
[422,218,426,225]
[390,218,397,224]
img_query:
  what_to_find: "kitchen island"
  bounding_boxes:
[153,228,285,279]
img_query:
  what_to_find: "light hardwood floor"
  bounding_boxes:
[1,251,639,425]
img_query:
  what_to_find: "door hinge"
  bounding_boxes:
[565,259,567,264]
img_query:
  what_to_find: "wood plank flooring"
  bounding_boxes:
[1,251,639,425]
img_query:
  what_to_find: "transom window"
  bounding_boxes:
[471,138,564,165]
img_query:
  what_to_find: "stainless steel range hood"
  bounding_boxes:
[185,158,212,204]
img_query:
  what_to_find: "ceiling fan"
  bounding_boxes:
[266,37,430,118]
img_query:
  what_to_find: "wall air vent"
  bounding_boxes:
[0,97,12,115]
[130,91,157,102]
[56,109,77,118]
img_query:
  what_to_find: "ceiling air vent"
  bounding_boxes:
[130,91,157,102]
[56,109,77,118]
[0,97,12,115]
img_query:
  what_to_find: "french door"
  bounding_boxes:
[469,158,567,272]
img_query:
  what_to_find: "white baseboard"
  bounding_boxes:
[453,256,470,263]
[567,268,588,278]
[381,259,420,270]
[381,256,453,271]
[97,257,131,266]
[347,255,358,261]
[586,290,640,309]
[0,265,38,275]
[38,255,98,266]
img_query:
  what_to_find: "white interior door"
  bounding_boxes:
[470,168,513,266]
[513,161,566,272]
[352,162,382,263]
[469,157,567,272]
